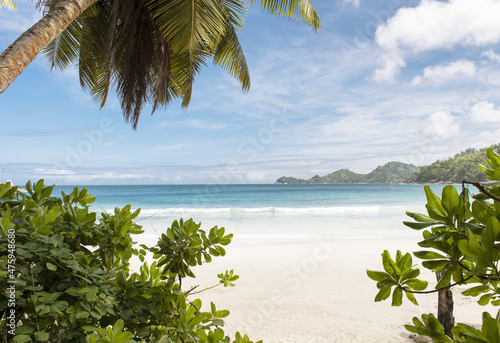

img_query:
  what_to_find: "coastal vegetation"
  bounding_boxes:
[276,144,500,184]
[368,147,500,342]
[410,144,500,184]
[0,180,256,342]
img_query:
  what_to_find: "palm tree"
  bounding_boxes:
[0,0,320,128]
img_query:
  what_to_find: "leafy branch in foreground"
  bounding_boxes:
[367,147,500,342]
[0,179,260,343]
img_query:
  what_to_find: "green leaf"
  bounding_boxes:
[34,331,50,341]
[392,287,403,306]
[406,211,436,223]
[478,293,494,306]
[421,260,449,272]
[90,310,102,319]
[46,262,57,271]
[377,277,397,288]
[374,286,391,302]
[15,326,35,334]
[442,185,459,218]
[463,285,490,297]
[404,279,428,291]
[112,319,125,336]
[483,217,500,253]
[366,270,389,282]
[482,312,499,343]
[397,253,412,273]
[424,185,447,218]
[458,236,483,257]
[213,328,224,342]
[436,270,452,289]
[51,301,68,312]
[404,290,419,306]
[382,250,401,276]
[413,251,447,260]
[217,309,230,318]
[76,310,90,319]
[12,335,32,343]
[114,332,133,342]
[82,325,97,332]
[405,290,419,305]
[41,292,61,303]
[403,221,438,230]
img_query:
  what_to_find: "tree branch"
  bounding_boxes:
[401,276,473,294]
[187,283,222,296]
[463,180,500,202]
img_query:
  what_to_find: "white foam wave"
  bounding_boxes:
[104,205,382,217]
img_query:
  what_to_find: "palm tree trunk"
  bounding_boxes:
[436,271,454,338]
[0,0,97,94]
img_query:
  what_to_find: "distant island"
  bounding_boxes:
[275,144,500,184]
[276,162,419,184]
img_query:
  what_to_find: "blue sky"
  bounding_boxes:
[3,0,500,185]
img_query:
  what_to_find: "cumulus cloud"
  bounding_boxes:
[482,49,500,63]
[374,0,500,81]
[470,101,500,123]
[372,53,406,82]
[423,111,460,139]
[411,60,476,85]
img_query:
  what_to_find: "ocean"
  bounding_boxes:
[52,183,459,247]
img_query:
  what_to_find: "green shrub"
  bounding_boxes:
[368,147,500,342]
[0,180,258,343]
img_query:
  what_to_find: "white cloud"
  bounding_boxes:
[372,52,406,82]
[34,168,75,175]
[343,0,360,7]
[411,60,476,85]
[374,0,500,81]
[423,111,460,139]
[482,49,500,63]
[478,128,500,147]
[470,101,500,123]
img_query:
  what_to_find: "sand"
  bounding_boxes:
[176,235,496,343]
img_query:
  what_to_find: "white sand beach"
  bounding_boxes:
[124,184,495,343]
[180,236,495,343]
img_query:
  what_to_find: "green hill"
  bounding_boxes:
[410,144,500,184]
[275,144,500,184]
[275,162,419,184]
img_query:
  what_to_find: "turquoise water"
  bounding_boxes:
[52,183,460,244]
[54,183,445,210]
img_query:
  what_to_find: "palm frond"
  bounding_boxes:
[169,49,208,108]
[252,0,321,31]
[213,19,250,91]
[150,0,228,54]
[78,0,112,107]
[0,0,16,11]
[42,20,81,70]
[34,0,319,128]
[219,0,246,30]
[110,0,156,128]
[150,34,173,113]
